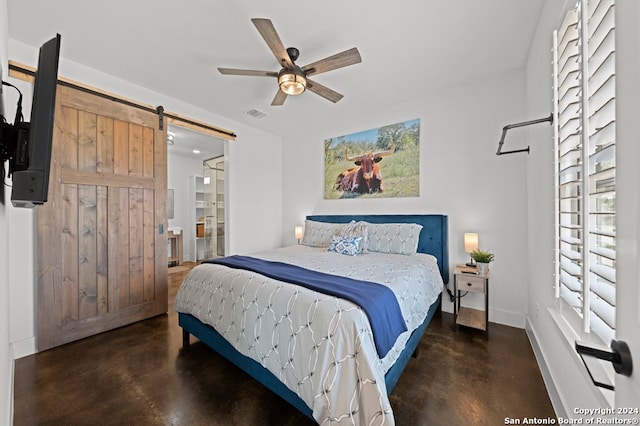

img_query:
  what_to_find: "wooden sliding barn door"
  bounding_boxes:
[37,85,167,351]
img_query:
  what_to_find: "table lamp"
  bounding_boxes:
[295,226,304,244]
[464,233,478,267]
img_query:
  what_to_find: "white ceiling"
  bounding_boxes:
[7,0,545,141]
[167,124,224,161]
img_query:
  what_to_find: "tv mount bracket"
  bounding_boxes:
[496,113,553,155]
[0,81,27,174]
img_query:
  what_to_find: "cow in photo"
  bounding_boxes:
[335,143,395,194]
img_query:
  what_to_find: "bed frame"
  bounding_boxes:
[179,214,449,422]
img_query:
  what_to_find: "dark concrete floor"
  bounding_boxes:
[13,266,556,425]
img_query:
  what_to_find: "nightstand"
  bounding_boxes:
[453,265,489,336]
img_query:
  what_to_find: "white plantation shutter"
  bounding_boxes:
[554,0,616,343]
[586,0,616,343]
[555,6,583,314]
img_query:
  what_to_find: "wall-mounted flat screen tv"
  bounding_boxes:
[11,34,61,208]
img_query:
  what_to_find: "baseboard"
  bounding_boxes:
[442,305,526,329]
[491,307,526,329]
[439,303,525,329]
[525,316,566,419]
[12,336,36,359]
[440,287,526,328]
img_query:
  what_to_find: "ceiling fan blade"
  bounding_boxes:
[302,47,362,76]
[271,89,288,106]
[251,18,294,69]
[218,68,278,77]
[306,79,344,103]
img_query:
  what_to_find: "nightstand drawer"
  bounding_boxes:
[457,275,485,292]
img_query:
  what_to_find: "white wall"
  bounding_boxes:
[523,0,640,417]
[4,39,283,362]
[523,0,594,416]
[0,172,11,426]
[0,68,38,358]
[0,0,14,423]
[281,69,530,325]
[0,188,10,426]
[614,0,640,407]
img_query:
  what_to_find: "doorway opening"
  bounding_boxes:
[166,124,226,269]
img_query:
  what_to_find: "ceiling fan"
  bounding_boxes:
[218,18,362,106]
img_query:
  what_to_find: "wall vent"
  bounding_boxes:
[245,108,267,119]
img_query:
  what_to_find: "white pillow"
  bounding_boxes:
[301,220,346,247]
[336,220,369,253]
[365,222,422,255]
[327,235,363,256]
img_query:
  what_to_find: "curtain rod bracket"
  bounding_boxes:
[496,113,553,156]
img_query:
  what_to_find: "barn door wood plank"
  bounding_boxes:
[113,120,129,176]
[117,187,131,309]
[127,124,144,305]
[153,127,168,314]
[128,187,144,306]
[107,185,119,314]
[77,111,98,320]
[60,104,79,324]
[58,86,156,128]
[78,183,98,319]
[61,183,78,322]
[78,111,97,172]
[58,169,154,189]
[36,92,66,351]
[96,116,114,174]
[37,84,167,350]
[143,189,155,303]
[128,124,143,177]
[142,127,155,303]
[96,185,108,314]
[96,116,113,314]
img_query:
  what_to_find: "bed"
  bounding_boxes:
[176,214,449,425]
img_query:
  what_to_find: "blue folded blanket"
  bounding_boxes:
[205,255,408,358]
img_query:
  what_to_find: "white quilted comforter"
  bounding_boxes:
[174,245,443,425]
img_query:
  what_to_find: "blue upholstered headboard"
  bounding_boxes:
[306,214,449,284]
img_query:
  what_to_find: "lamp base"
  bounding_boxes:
[465,262,476,268]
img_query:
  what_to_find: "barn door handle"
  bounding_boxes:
[575,339,633,390]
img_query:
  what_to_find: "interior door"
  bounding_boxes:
[36,85,167,351]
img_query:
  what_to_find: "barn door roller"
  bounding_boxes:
[575,339,633,390]
[157,106,164,130]
[496,113,553,155]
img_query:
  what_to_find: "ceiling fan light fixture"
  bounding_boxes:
[219,19,361,104]
[278,68,306,95]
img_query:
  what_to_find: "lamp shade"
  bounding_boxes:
[464,233,478,253]
[294,226,304,240]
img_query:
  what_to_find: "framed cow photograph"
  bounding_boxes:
[324,118,420,199]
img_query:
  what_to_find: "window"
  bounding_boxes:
[553,0,616,344]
